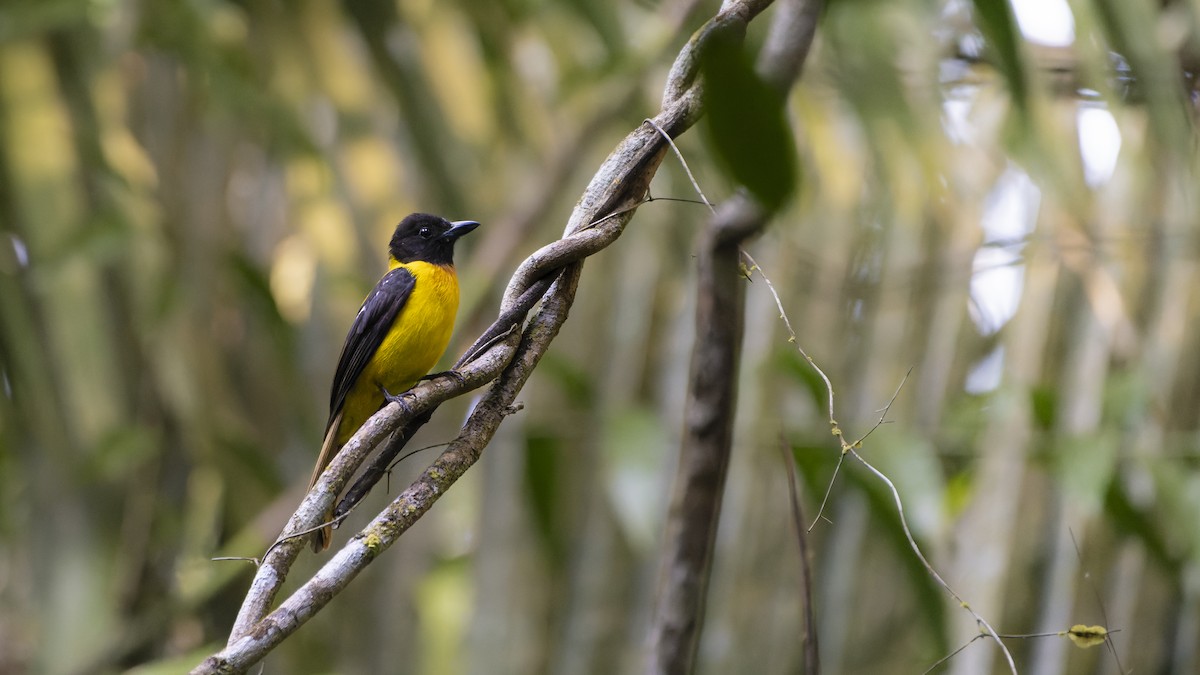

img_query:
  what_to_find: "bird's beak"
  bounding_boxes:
[442,220,480,240]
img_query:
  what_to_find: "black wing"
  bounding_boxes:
[326,267,416,431]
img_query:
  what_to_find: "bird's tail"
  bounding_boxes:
[307,411,343,552]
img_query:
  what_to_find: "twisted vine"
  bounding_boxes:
[191,1,777,672]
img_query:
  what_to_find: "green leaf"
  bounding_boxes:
[1104,478,1174,569]
[537,352,596,408]
[523,430,565,564]
[971,0,1028,115]
[1029,384,1057,430]
[701,27,798,210]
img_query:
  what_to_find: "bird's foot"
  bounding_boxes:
[381,386,416,414]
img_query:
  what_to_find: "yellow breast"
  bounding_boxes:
[335,260,460,445]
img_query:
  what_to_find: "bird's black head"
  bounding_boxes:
[388,213,480,265]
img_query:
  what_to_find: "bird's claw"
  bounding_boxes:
[381,386,415,413]
[421,369,467,387]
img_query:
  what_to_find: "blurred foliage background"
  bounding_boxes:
[1,0,1199,673]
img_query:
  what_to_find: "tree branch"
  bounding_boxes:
[192,1,780,672]
[649,194,761,675]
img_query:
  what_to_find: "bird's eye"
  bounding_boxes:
[418,227,433,239]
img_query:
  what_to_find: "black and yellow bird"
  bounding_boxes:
[308,213,479,551]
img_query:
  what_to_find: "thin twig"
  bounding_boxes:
[849,367,912,447]
[807,450,845,531]
[644,117,717,212]
[740,251,837,422]
[926,628,1125,674]
[780,434,820,674]
[802,369,909,531]
[848,449,1018,674]
[643,118,838,426]
[1069,528,1127,674]
[924,634,987,674]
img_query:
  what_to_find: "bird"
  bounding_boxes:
[307,213,479,552]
